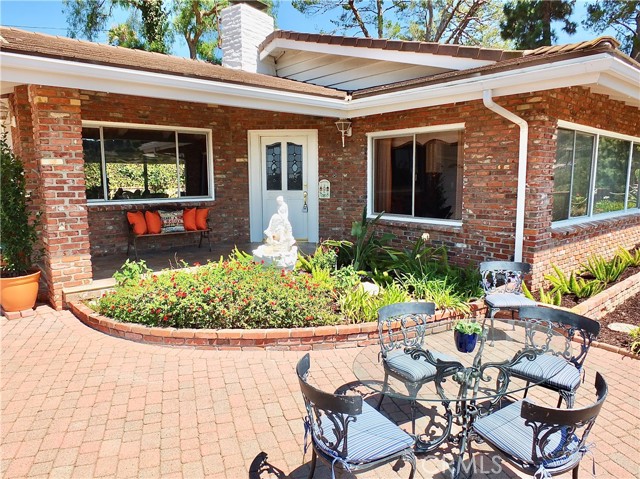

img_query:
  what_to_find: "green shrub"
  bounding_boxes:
[399,274,470,314]
[544,265,605,299]
[629,327,640,355]
[95,258,341,329]
[338,282,410,323]
[581,255,627,284]
[615,247,640,268]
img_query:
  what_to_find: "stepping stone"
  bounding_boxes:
[607,322,636,333]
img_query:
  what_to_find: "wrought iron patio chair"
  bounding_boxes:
[376,302,455,434]
[472,372,608,478]
[480,261,537,344]
[296,353,416,479]
[508,306,601,408]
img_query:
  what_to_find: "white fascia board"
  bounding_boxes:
[347,54,639,117]
[0,52,348,118]
[261,37,495,70]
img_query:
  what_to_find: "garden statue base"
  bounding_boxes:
[253,244,298,271]
[253,196,298,270]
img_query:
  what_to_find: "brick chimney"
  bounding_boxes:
[221,0,275,75]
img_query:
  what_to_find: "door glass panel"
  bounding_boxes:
[287,142,303,191]
[266,142,282,191]
[594,137,630,214]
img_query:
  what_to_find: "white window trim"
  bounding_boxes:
[552,121,640,226]
[367,123,465,225]
[81,120,214,205]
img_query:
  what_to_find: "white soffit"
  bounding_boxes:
[269,48,450,89]
[261,37,495,70]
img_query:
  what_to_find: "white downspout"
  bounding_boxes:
[482,89,528,262]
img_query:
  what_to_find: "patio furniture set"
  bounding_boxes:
[296,262,607,479]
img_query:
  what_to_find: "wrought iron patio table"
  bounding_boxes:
[352,317,572,479]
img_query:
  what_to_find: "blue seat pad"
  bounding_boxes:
[384,350,454,383]
[484,293,537,308]
[315,401,414,464]
[473,401,580,470]
[509,353,581,391]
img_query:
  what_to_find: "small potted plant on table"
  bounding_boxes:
[0,133,41,313]
[453,320,483,353]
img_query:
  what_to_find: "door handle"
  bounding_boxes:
[303,191,308,212]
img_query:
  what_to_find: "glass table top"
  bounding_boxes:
[352,317,572,403]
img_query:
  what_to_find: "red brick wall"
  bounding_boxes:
[12,85,93,308]
[11,85,638,300]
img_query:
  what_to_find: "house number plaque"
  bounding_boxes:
[319,179,330,199]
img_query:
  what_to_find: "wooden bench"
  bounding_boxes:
[126,211,212,260]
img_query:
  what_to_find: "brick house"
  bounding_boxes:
[1,2,639,309]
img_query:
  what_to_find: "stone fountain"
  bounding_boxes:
[253,196,298,270]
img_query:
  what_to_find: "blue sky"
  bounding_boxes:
[0,0,609,59]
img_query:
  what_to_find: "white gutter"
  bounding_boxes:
[482,89,528,263]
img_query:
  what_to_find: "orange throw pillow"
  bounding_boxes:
[127,211,147,235]
[145,210,162,234]
[183,208,197,231]
[195,208,209,230]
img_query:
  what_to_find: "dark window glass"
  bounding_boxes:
[82,126,210,201]
[83,127,104,200]
[373,131,462,220]
[594,137,630,214]
[571,133,594,218]
[266,142,282,191]
[629,144,640,209]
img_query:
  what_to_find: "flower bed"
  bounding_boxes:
[69,300,483,350]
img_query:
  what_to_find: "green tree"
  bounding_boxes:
[64,0,170,53]
[292,0,506,45]
[500,0,576,49]
[584,1,640,61]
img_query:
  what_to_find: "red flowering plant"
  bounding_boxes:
[95,252,341,329]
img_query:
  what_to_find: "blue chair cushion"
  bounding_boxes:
[384,349,454,383]
[473,401,580,470]
[315,401,414,464]
[509,353,581,392]
[484,293,537,309]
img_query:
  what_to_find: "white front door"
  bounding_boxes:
[261,136,309,239]
[248,130,319,243]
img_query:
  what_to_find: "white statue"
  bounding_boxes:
[253,196,298,270]
[264,196,296,251]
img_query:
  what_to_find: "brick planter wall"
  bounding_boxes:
[68,301,484,350]
[572,271,640,320]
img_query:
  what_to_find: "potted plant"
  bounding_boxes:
[0,133,41,312]
[453,320,483,353]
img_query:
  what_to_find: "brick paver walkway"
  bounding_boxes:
[2,306,639,478]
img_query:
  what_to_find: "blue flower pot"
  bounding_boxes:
[454,330,478,353]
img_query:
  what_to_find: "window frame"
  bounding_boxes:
[367,123,465,227]
[82,120,214,205]
[553,120,640,228]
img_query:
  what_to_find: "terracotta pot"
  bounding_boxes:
[0,270,41,313]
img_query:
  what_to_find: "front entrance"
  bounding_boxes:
[248,130,319,243]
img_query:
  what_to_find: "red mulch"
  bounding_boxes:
[597,291,640,351]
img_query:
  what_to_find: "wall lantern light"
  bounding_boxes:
[335,119,352,147]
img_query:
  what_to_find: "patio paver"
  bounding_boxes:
[2,306,639,478]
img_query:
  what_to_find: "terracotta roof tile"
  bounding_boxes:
[260,30,522,63]
[0,27,346,99]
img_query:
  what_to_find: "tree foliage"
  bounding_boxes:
[583,1,640,61]
[292,0,507,46]
[64,0,253,61]
[500,0,576,49]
